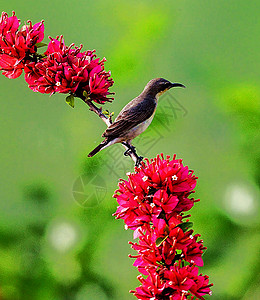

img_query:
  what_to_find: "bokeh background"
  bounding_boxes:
[0,1,260,299]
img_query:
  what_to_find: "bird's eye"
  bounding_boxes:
[163,81,169,86]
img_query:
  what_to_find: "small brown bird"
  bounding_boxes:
[88,78,185,160]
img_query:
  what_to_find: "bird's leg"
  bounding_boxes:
[122,142,136,156]
[122,142,143,167]
[123,143,136,156]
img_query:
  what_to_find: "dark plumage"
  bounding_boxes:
[102,94,156,139]
[88,78,185,158]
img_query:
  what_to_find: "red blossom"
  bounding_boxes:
[131,265,213,300]
[113,154,197,231]
[153,189,179,214]
[131,270,168,300]
[130,225,205,274]
[0,11,44,78]
[183,234,206,267]
[24,36,114,103]
[114,154,213,299]
[0,12,114,103]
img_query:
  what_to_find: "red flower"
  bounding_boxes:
[132,265,213,300]
[24,36,114,103]
[0,11,44,78]
[183,234,205,267]
[140,155,197,193]
[130,270,168,300]
[89,67,114,103]
[130,224,205,274]
[164,265,195,294]
[113,154,197,231]
[0,54,23,79]
[114,154,213,299]
[153,189,179,214]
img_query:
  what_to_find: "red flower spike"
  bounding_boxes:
[24,36,114,103]
[114,154,213,299]
[1,12,114,103]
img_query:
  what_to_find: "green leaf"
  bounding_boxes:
[103,110,109,116]
[175,222,193,232]
[156,236,168,247]
[35,42,47,48]
[66,95,75,108]
[83,91,89,98]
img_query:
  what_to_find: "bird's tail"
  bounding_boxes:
[88,140,109,157]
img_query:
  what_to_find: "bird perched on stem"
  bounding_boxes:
[88,78,185,165]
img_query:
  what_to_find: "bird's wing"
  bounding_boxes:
[102,96,156,138]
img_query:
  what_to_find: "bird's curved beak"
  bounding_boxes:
[169,82,186,88]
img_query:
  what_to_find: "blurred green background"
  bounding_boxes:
[0,1,260,299]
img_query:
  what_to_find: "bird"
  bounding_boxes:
[88,78,185,163]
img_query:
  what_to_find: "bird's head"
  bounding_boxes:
[143,78,185,98]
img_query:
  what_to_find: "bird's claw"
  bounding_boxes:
[122,143,142,166]
[124,149,131,156]
[124,145,136,156]
[135,156,143,167]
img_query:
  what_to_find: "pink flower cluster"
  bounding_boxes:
[0,11,113,103]
[113,154,213,300]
